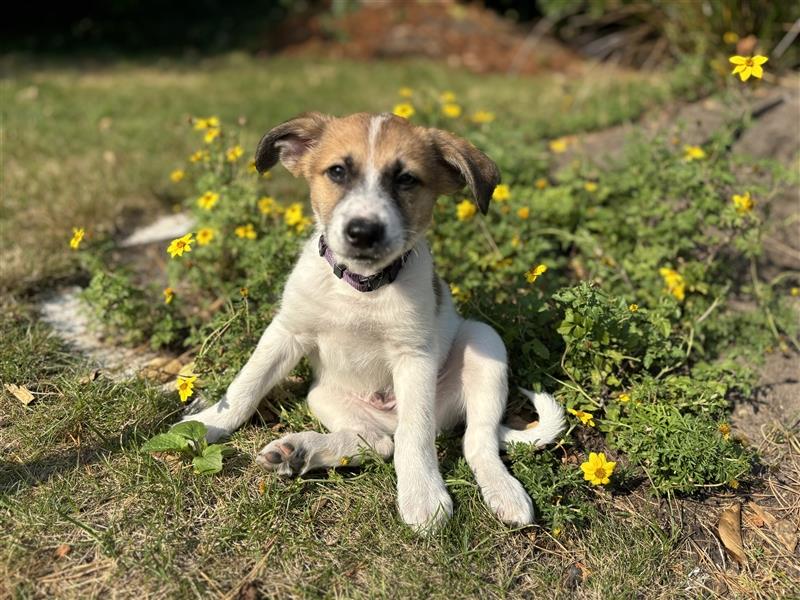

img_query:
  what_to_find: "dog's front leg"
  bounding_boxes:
[392,350,452,532]
[184,317,310,441]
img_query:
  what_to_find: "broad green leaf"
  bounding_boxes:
[192,444,224,475]
[170,420,208,441]
[141,432,190,453]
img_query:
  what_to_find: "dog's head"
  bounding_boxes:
[255,112,499,274]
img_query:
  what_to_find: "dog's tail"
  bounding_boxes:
[499,389,566,450]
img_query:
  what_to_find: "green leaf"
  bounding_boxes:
[141,432,190,453]
[192,444,224,475]
[530,338,550,360]
[170,420,208,442]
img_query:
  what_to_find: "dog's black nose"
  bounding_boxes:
[345,218,384,249]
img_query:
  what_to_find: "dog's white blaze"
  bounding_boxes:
[326,113,404,270]
[366,113,389,188]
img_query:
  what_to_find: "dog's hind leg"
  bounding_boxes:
[256,385,395,476]
[438,320,535,526]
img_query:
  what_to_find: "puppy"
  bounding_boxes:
[186,112,565,531]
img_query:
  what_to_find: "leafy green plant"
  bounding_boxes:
[141,420,233,475]
[79,89,798,516]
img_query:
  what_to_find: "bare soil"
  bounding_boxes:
[275,0,583,76]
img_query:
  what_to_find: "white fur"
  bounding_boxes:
[185,227,566,532]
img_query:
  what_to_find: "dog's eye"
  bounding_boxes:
[326,164,346,184]
[396,172,419,188]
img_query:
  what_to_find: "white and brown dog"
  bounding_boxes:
[185,112,565,531]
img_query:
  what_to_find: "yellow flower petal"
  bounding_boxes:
[729,55,747,65]
[752,55,768,66]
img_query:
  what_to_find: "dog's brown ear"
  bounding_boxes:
[255,112,332,176]
[429,129,500,214]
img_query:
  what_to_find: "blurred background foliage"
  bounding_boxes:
[5,0,798,73]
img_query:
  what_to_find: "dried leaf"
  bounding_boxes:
[718,503,747,565]
[749,502,798,553]
[5,383,34,405]
[79,369,101,384]
[746,501,776,527]
[773,520,798,553]
[54,544,71,558]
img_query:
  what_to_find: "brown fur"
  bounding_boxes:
[254,112,500,231]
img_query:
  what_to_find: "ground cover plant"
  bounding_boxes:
[2,51,799,599]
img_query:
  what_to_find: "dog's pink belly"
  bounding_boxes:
[360,390,397,412]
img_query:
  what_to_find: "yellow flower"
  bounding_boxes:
[732,191,754,214]
[535,178,548,190]
[189,150,209,163]
[618,393,631,403]
[628,303,639,312]
[193,116,220,130]
[549,137,569,154]
[235,223,257,240]
[442,103,462,118]
[247,159,258,174]
[167,233,194,258]
[239,287,249,298]
[729,55,768,81]
[791,287,799,297]
[683,145,706,161]
[398,87,414,98]
[580,452,615,486]
[204,128,220,144]
[197,191,219,211]
[723,32,739,44]
[163,287,174,304]
[567,407,595,427]
[339,456,351,466]
[258,196,277,215]
[196,227,214,246]
[525,264,548,284]
[284,203,308,230]
[718,422,731,440]
[393,103,415,119]
[729,479,740,489]
[470,110,495,124]
[456,199,477,221]
[69,227,85,250]
[226,145,244,162]
[659,267,686,302]
[584,181,598,193]
[169,169,185,182]
[517,207,530,219]
[439,91,456,103]
[492,184,510,201]
[552,527,562,537]
[176,375,197,403]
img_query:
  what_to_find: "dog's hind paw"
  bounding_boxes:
[256,435,309,476]
[481,474,535,527]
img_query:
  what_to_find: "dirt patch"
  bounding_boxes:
[276,0,582,76]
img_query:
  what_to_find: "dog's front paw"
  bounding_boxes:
[481,474,535,527]
[256,434,310,476]
[397,478,453,533]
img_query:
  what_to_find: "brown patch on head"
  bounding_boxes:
[304,113,373,222]
[255,112,500,235]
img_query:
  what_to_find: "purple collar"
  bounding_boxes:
[318,235,411,293]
